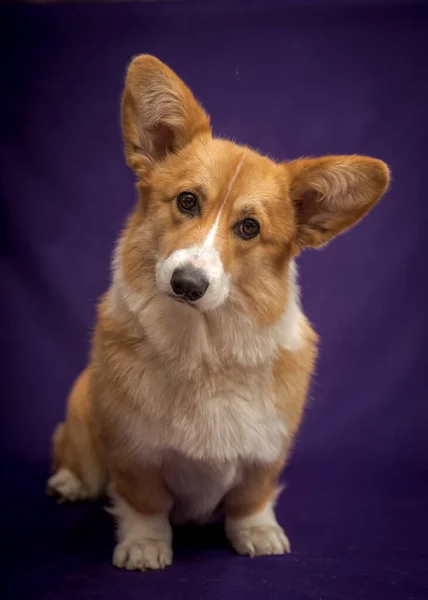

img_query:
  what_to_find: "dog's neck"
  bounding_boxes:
[105,259,303,376]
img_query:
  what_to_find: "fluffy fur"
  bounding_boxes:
[47,55,390,570]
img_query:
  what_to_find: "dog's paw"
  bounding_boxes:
[229,524,290,557]
[113,540,172,571]
[46,468,88,502]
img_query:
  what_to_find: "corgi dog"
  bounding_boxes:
[47,55,390,571]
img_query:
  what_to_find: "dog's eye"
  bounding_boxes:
[235,218,260,240]
[177,192,200,216]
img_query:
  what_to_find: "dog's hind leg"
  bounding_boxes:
[47,368,106,502]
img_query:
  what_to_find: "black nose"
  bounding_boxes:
[170,265,209,302]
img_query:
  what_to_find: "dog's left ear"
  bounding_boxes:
[121,55,211,178]
[287,155,390,249]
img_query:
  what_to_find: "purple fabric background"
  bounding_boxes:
[1,1,428,598]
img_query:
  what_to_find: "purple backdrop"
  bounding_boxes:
[1,1,428,599]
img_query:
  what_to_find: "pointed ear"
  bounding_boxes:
[121,55,211,178]
[287,155,390,249]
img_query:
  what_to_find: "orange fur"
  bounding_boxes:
[48,55,390,568]
[50,369,106,499]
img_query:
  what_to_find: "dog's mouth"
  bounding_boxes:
[167,294,198,309]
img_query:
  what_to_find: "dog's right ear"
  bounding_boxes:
[121,55,211,178]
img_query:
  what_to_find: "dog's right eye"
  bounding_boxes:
[177,192,200,216]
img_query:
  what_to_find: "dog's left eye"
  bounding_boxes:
[235,218,260,240]
[177,192,200,216]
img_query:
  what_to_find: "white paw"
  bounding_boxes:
[230,524,290,557]
[113,540,172,571]
[46,468,88,502]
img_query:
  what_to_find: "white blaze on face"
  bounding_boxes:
[156,153,246,311]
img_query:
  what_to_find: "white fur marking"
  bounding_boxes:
[203,152,246,248]
[226,500,290,556]
[274,260,303,352]
[156,246,230,311]
[110,494,172,571]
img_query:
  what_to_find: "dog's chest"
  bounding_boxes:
[122,361,287,465]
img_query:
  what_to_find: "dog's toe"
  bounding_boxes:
[230,524,290,557]
[113,540,172,571]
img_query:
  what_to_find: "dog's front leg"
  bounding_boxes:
[109,466,174,571]
[224,460,290,557]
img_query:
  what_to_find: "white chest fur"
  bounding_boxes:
[116,360,287,465]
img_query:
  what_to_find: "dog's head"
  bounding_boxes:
[117,55,389,326]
